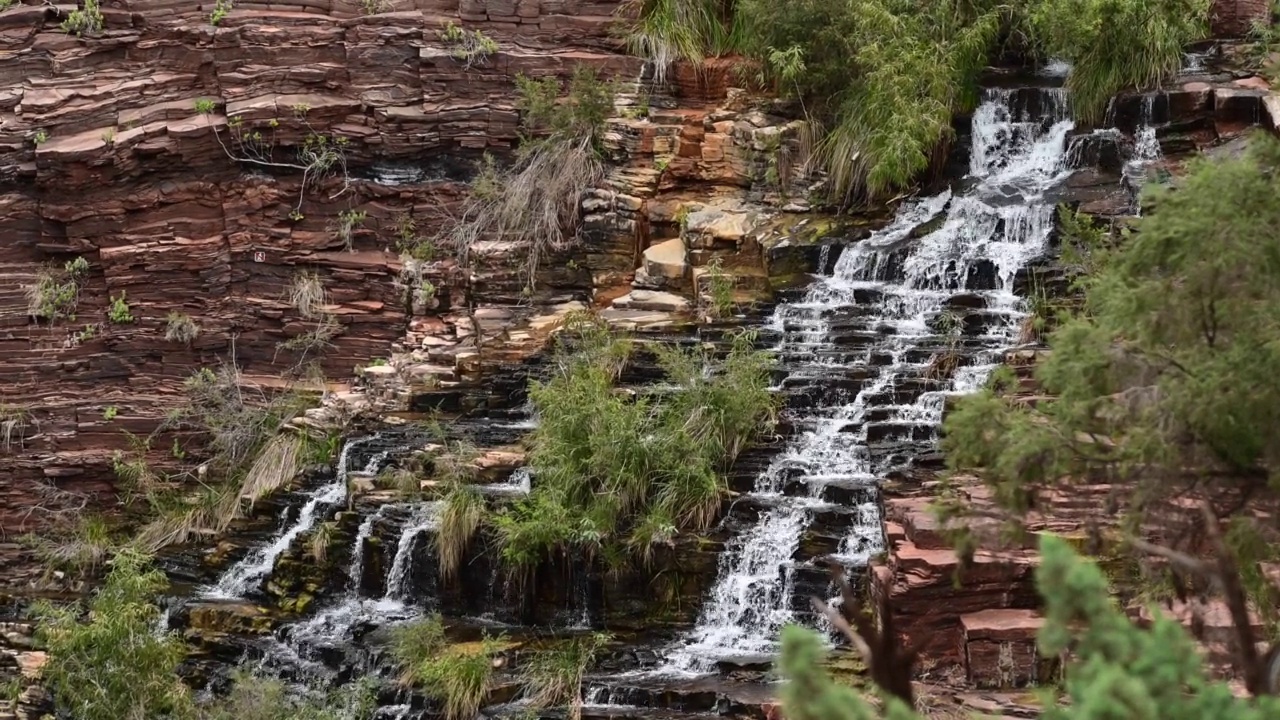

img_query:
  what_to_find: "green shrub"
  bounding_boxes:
[492,312,777,573]
[520,633,611,718]
[778,535,1280,719]
[26,256,90,323]
[438,482,486,581]
[31,548,192,720]
[390,618,503,720]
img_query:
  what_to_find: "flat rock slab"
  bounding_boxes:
[612,290,691,313]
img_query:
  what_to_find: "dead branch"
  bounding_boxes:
[810,561,916,707]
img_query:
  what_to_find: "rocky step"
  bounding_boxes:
[960,609,1055,689]
[585,675,778,719]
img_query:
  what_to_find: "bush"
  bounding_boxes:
[519,633,611,719]
[943,134,1280,619]
[31,548,193,720]
[26,256,90,323]
[492,312,777,574]
[442,66,615,288]
[389,617,504,720]
[778,535,1280,719]
[165,311,201,345]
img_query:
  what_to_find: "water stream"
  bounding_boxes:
[664,84,1076,673]
[204,435,381,599]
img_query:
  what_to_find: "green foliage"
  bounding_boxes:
[515,66,615,147]
[624,0,1209,200]
[165,311,200,345]
[194,98,217,114]
[493,313,776,573]
[443,66,616,288]
[390,617,503,720]
[198,672,378,720]
[440,21,500,67]
[388,614,448,675]
[1025,0,1211,123]
[62,0,104,35]
[21,514,120,576]
[209,0,233,25]
[519,634,611,719]
[333,209,367,252]
[26,256,90,324]
[779,535,1280,720]
[438,482,486,581]
[108,291,134,324]
[31,548,192,720]
[944,135,1280,614]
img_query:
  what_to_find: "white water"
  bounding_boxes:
[204,435,379,599]
[664,86,1076,673]
[384,501,443,601]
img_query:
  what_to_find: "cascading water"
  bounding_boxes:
[204,435,380,599]
[664,85,1076,673]
[383,502,443,601]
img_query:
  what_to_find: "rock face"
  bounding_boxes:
[0,1,828,588]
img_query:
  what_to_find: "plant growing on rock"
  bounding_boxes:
[491,312,777,576]
[107,291,133,324]
[439,21,500,68]
[389,614,505,720]
[165,311,200,345]
[21,514,119,576]
[26,256,90,324]
[206,108,352,216]
[194,98,217,114]
[440,66,615,290]
[61,0,104,36]
[779,535,1280,719]
[30,548,192,720]
[437,482,486,581]
[332,208,367,252]
[519,633,611,720]
[209,0,233,26]
[278,271,343,365]
[0,405,28,453]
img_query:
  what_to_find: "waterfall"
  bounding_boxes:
[204,435,379,599]
[349,504,393,591]
[383,502,443,602]
[663,86,1076,673]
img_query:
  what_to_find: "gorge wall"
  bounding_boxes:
[0,0,808,558]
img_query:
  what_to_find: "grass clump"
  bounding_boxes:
[441,66,615,290]
[26,256,90,324]
[520,633,611,719]
[165,311,201,345]
[390,615,504,720]
[437,482,486,581]
[31,548,192,720]
[492,312,777,575]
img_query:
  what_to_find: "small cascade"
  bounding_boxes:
[664,84,1077,674]
[204,435,380,599]
[384,502,443,602]
[349,504,393,591]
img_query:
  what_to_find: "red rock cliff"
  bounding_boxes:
[0,0,643,538]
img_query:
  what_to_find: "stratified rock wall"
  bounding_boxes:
[0,1,638,537]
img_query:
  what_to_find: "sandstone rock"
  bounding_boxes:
[642,237,688,282]
[612,290,691,313]
[960,609,1051,689]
